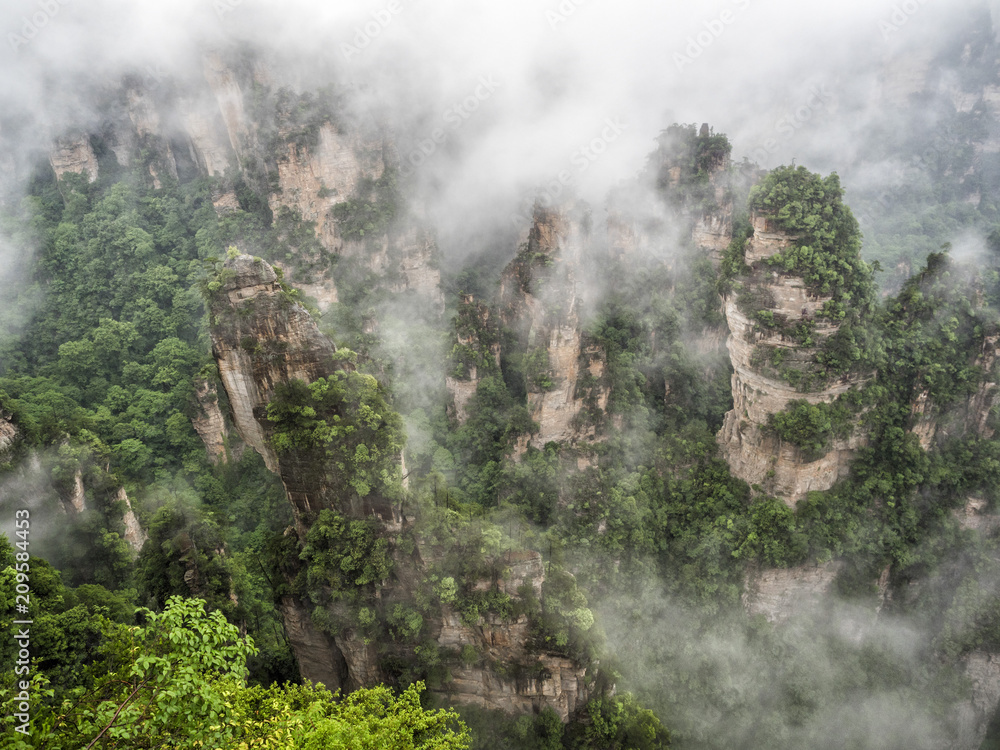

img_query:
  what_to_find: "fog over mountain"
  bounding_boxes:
[0,0,989,215]
[5,2,1000,749]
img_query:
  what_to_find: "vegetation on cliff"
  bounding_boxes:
[7,97,1000,750]
[748,165,877,319]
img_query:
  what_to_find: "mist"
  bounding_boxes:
[597,576,969,750]
[0,0,992,243]
[4,0,1000,747]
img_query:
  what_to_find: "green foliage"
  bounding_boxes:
[273,85,345,154]
[0,173,215,481]
[748,166,876,313]
[568,694,671,750]
[295,682,470,749]
[524,348,556,391]
[330,169,400,242]
[458,704,565,750]
[653,123,732,208]
[767,397,857,461]
[267,370,405,500]
[8,592,468,749]
[299,509,393,626]
[449,298,501,380]
[13,596,255,749]
[135,492,235,615]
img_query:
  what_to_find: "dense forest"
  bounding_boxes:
[5,4,1000,749]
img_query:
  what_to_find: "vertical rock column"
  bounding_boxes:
[499,203,609,451]
[717,212,869,506]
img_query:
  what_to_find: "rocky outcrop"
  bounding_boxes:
[118,487,148,554]
[429,550,589,721]
[718,213,868,506]
[0,417,17,461]
[180,102,234,177]
[909,334,1000,450]
[201,52,255,164]
[209,254,338,480]
[191,379,229,465]
[125,87,178,188]
[500,204,610,451]
[49,133,99,184]
[279,594,348,691]
[269,123,383,242]
[955,497,1000,535]
[742,561,842,623]
[209,253,592,719]
[395,229,445,310]
[59,469,87,515]
[649,123,735,264]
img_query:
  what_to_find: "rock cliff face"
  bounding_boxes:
[118,487,148,554]
[45,53,445,321]
[210,253,592,718]
[717,213,868,506]
[742,561,842,623]
[499,204,609,451]
[49,133,99,184]
[209,254,338,482]
[180,101,234,177]
[446,294,501,423]
[954,652,1000,750]
[908,333,999,450]
[191,379,230,465]
[0,417,17,461]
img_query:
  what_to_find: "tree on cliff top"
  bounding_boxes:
[748,165,877,318]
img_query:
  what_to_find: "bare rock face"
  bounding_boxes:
[208,254,338,482]
[201,52,254,163]
[264,123,382,307]
[57,467,86,515]
[395,228,446,311]
[743,561,842,623]
[118,487,148,554]
[427,549,589,721]
[500,204,610,451]
[191,379,229,465]
[955,497,1000,535]
[279,594,349,691]
[49,134,99,183]
[269,123,383,242]
[70,470,86,514]
[181,102,234,177]
[0,417,17,459]
[717,212,868,506]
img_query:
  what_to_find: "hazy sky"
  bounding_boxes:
[0,0,989,209]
